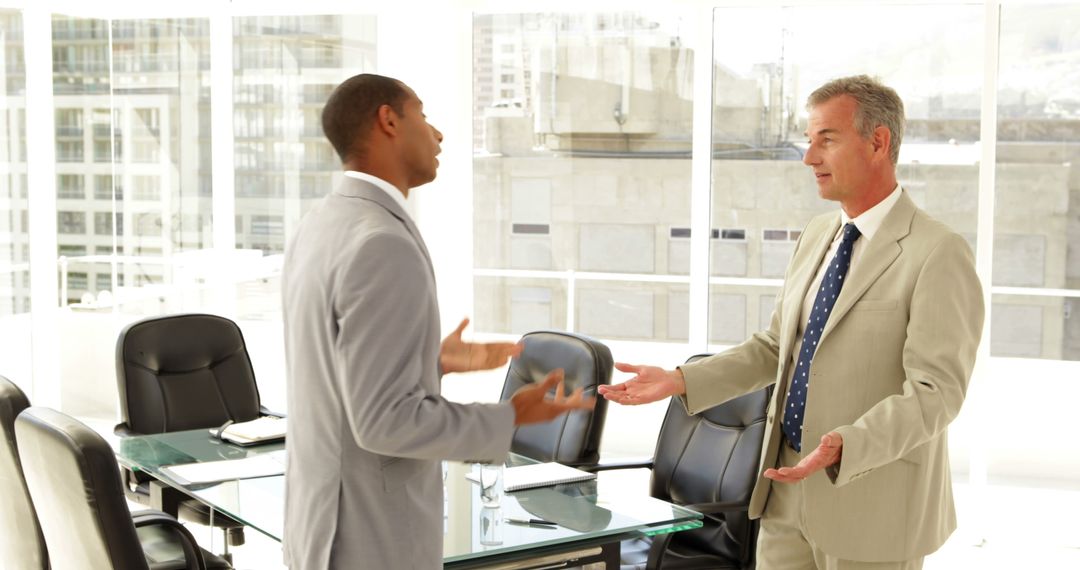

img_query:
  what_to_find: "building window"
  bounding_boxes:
[763,228,801,241]
[67,272,88,291]
[93,140,114,163]
[668,227,724,239]
[719,229,746,241]
[57,141,83,162]
[511,223,549,235]
[131,175,160,201]
[57,174,84,199]
[251,215,284,237]
[95,273,113,291]
[132,141,160,163]
[93,212,118,235]
[57,245,86,257]
[57,211,86,234]
[134,213,161,236]
[55,108,83,136]
[94,175,121,200]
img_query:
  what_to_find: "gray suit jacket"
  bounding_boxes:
[282,177,515,569]
[680,190,984,562]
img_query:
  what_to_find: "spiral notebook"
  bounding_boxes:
[467,462,595,492]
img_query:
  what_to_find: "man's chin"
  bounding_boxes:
[412,172,438,189]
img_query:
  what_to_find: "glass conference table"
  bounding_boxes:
[113,429,702,569]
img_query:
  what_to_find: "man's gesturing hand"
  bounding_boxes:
[597,363,686,406]
[764,432,843,483]
[439,317,522,374]
[511,369,596,425]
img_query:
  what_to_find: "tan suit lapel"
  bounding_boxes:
[819,190,915,344]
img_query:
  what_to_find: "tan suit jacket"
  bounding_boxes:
[680,190,983,562]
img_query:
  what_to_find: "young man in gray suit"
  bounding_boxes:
[282,73,595,569]
[599,75,984,569]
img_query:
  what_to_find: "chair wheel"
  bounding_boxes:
[226,527,245,547]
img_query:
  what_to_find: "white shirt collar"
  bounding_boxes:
[343,171,412,220]
[842,183,902,242]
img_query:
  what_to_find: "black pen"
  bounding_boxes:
[505,517,557,526]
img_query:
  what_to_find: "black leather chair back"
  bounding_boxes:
[650,354,770,566]
[116,313,262,434]
[0,376,48,569]
[16,407,165,570]
[499,331,612,467]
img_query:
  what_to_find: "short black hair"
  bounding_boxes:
[321,73,409,163]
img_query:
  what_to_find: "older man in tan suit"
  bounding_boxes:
[600,75,984,569]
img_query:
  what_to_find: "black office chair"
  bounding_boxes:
[115,313,277,551]
[10,402,231,569]
[594,354,770,570]
[498,330,613,468]
[0,375,48,568]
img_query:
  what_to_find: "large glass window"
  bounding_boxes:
[472,13,695,457]
[50,16,212,419]
[0,9,30,392]
[994,4,1080,362]
[232,14,375,268]
[473,13,694,344]
[230,15,376,411]
[710,4,983,348]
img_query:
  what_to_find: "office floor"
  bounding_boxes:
[185,476,1080,570]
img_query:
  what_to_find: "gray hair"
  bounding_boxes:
[807,75,905,165]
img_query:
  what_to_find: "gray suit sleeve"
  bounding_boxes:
[332,231,514,462]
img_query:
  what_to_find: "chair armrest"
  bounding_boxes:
[683,499,750,516]
[114,422,140,437]
[130,510,208,570]
[585,457,654,473]
[644,500,751,570]
[259,407,286,419]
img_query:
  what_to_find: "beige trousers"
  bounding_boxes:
[755,442,924,570]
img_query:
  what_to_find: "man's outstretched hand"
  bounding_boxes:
[764,432,843,483]
[439,317,522,374]
[510,369,596,425]
[597,362,686,406]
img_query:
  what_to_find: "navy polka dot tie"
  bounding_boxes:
[783,222,861,452]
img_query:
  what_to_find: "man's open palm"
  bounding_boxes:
[764,432,843,483]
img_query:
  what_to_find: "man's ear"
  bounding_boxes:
[375,103,398,136]
[871,125,891,160]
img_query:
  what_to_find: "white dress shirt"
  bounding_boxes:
[344,170,412,221]
[797,184,903,326]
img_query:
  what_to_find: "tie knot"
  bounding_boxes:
[842,223,861,243]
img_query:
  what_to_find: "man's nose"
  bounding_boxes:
[433,126,444,143]
[802,147,819,166]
